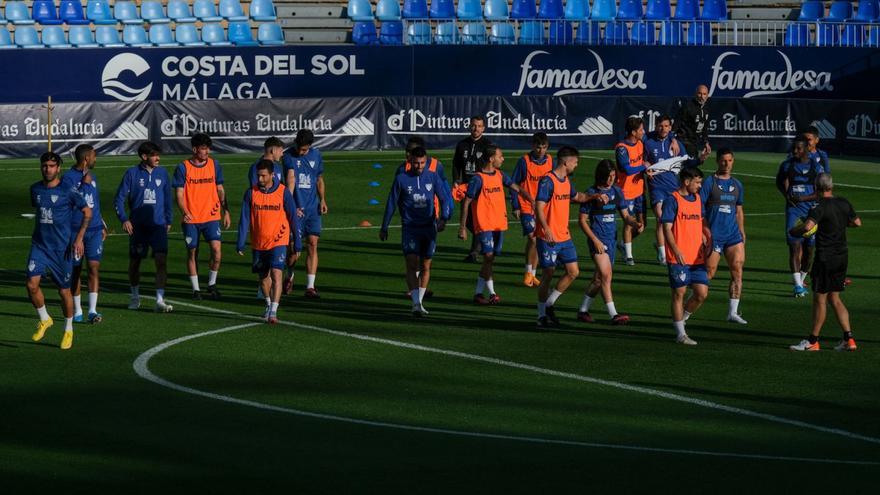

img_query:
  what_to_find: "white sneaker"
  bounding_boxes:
[412,303,429,317]
[790,339,820,351]
[676,334,698,346]
[262,305,271,322]
[128,296,141,310]
[155,300,173,313]
[683,311,691,322]
[727,314,748,324]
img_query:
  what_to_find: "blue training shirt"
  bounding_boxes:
[644,131,695,195]
[282,147,323,214]
[62,167,103,232]
[114,163,173,227]
[809,150,831,174]
[700,175,744,239]
[579,185,625,240]
[381,169,452,231]
[31,180,88,252]
[776,157,823,210]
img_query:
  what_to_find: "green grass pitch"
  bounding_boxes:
[1,149,878,492]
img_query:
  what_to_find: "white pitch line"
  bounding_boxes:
[133,320,879,466]
[132,297,880,459]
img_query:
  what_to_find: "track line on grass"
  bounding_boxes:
[132,299,880,464]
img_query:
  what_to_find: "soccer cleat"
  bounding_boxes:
[523,272,534,287]
[530,274,541,287]
[610,314,630,326]
[267,312,278,325]
[192,290,202,301]
[73,314,84,323]
[87,312,103,324]
[676,334,698,346]
[60,330,73,350]
[283,278,294,295]
[412,303,428,317]
[155,301,174,313]
[625,257,635,266]
[206,285,221,300]
[834,338,857,352]
[790,339,820,351]
[128,295,140,310]
[32,317,54,342]
[262,305,272,322]
[576,311,594,323]
[473,294,490,305]
[727,313,748,325]
[536,316,556,329]
[462,253,478,263]
[304,288,320,299]
[793,285,808,298]
[488,294,501,305]
[545,305,560,326]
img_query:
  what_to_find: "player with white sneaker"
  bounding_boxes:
[509,133,552,287]
[701,148,747,325]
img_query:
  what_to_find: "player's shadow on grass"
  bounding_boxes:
[0,339,59,349]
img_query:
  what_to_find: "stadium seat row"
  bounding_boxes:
[0,0,277,26]
[798,1,880,23]
[0,22,284,48]
[784,21,880,47]
[348,0,727,23]
[353,18,715,45]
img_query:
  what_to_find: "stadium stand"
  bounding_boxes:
[33,0,64,25]
[60,0,91,24]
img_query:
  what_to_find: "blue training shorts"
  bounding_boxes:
[27,244,73,289]
[711,231,744,254]
[402,226,437,259]
[588,236,617,264]
[520,213,536,236]
[477,230,504,256]
[537,238,578,268]
[785,206,816,246]
[298,211,322,238]
[252,245,287,274]
[183,220,222,249]
[667,263,710,289]
[73,228,104,266]
[131,224,169,259]
[623,196,645,216]
[649,187,673,208]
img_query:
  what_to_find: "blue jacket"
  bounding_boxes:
[381,169,453,231]
[114,164,173,227]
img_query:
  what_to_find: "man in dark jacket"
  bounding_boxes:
[453,115,492,262]
[673,85,710,157]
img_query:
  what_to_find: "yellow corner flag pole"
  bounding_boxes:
[46,96,54,152]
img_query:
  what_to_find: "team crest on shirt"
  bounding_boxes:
[426,183,433,192]
[51,195,58,204]
[139,178,145,187]
[28,260,35,272]
[84,193,95,208]
[156,179,162,187]
[308,160,316,168]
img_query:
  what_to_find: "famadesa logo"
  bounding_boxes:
[513,50,647,96]
[102,53,153,102]
[708,51,833,98]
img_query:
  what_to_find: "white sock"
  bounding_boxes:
[657,245,665,256]
[156,288,164,303]
[88,292,98,314]
[73,295,83,316]
[270,302,279,313]
[476,277,486,295]
[673,320,686,337]
[190,275,200,291]
[579,295,593,313]
[36,305,50,321]
[537,302,546,317]
[530,267,537,276]
[287,270,295,282]
[792,272,802,287]
[131,285,140,298]
[306,273,316,289]
[683,310,692,321]
[418,287,426,303]
[65,317,74,331]
[411,290,420,305]
[208,270,218,286]
[729,298,740,316]
[546,289,562,306]
[525,264,533,274]
[606,301,618,317]
[265,296,272,306]
[624,242,633,259]
[800,271,808,281]
[485,279,495,295]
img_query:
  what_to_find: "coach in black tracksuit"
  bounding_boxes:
[674,85,710,157]
[453,115,492,262]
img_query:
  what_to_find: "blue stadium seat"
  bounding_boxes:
[604,21,629,44]
[548,20,573,44]
[347,0,374,21]
[351,21,378,44]
[434,21,458,42]
[798,1,825,22]
[841,22,865,46]
[168,0,198,22]
[123,24,151,47]
[701,0,727,21]
[68,24,98,46]
[563,0,589,21]
[817,23,840,46]
[193,0,223,22]
[379,20,403,44]
[461,21,487,44]
[489,22,515,44]
[42,25,71,47]
[869,25,880,46]
[228,21,259,46]
[376,0,402,21]
[114,1,144,25]
[645,0,671,20]
[142,1,171,24]
[219,0,248,22]
[429,0,455,19]
[538,0,563,20]
[33,1,63,25]
[0,11,6,26]
[575,20,600,44]
[6,2,35,25]
[250,0,278,21]
[87,0,117,25]
[826,1,853,22]
[14,25,42,47]
[631,21,656,45]
[661,20,682,44]
[60,1,91,25]
[687,21,711,45]
[511,0,537,20]
[203,22,233,45]
[0,28,15,49]
[484,0,510,21]
[590,0,616,22]
[853,0,880,22]
[406,22,432,44]
[95,25,125,47]
[783,23,811,46]
[673,0,699,20]
[519,20,545,44]
[456,0,482,21]
[616,0,643,21]
[258,22,285,45]
[176,23,206,46]
[402,0,428,19]
[150,23,180,46]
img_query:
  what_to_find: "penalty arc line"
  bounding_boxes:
[131,300,880,465]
